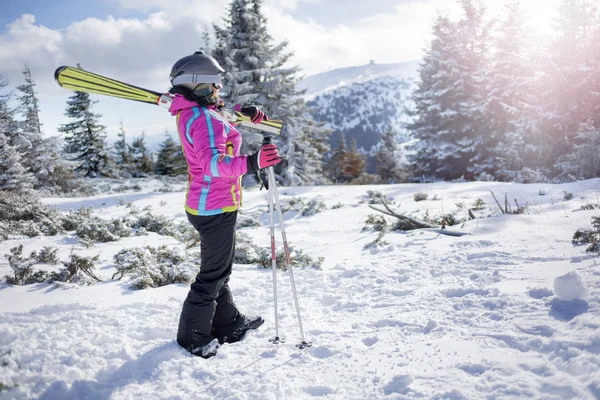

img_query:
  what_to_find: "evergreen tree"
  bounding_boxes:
[485,0,540,181]
[155,131,187,176]
[341,137,366,182]
[213,0,330,185]
[556,120,600,179]
[113,120,131,175]
[375,127,404,183]
[130,132,154,176]
[408,1,490,181]
[547,0,600,178]
[0,75,33,191]
[58,68,110,178]
[16,63,74,190]
[326,133,347,183]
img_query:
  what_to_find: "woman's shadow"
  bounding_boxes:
[38,342,178,400]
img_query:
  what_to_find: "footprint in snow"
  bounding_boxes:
[362,337,379,347]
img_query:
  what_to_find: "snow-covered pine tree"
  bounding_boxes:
[543,0,600,178]
[213,0,330,185]
[408,15,462,181]
[556,120,600,179]
[484,0,539,181]
[408,1,490,181]
[375,126,404,183]
[113,120,131,176]
[16,63,74,191]
[155,131,186,176]
[129,132,154,177]
[58,69,110,178]
[0,75,33,191]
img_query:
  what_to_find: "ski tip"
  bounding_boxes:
[54,66,68,85]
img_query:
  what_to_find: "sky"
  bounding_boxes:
[0,0,561,150]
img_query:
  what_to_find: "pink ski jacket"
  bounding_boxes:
[169,95,248,216]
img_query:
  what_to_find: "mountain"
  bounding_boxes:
[298,60,420,172]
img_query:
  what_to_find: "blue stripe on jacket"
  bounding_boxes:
[202,108,220,177]
[185,107,201,144]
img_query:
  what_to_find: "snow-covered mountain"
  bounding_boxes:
[298,60,420,168]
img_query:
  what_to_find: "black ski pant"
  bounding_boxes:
[177,211,240,350]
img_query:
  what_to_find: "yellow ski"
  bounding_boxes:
[54,66,283,135]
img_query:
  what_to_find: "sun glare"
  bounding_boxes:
[519,0,562,35]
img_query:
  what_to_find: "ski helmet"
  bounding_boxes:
[169,51,225,97]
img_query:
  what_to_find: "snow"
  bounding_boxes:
[1,179,600,399]
[554,271,589,301]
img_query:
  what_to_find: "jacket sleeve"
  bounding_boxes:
[192,109,248,178]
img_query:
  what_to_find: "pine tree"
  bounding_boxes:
[16,63,74,190]
[213,0,330,185]
[485,0,539,181]
[58,68,110,178]
[155,131,186,176]
[548,0,600,178]
[341,137,366,182]
[375,127,404,183]
[130,132,154,176]
[0,75,33,191]
[408,1,490,181]
[113,120,131,175]
[326,133,347,183]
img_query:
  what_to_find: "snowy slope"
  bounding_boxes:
[1,179,600,399]
[298,61,420,101]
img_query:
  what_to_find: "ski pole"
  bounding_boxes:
[267,166,283,345]
[265,165,311,349]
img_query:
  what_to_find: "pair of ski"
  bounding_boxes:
[54,66,283,135]
[55,65,310,350]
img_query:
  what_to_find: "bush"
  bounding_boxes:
[256,246,324,271]
[576,203,600,211]
[234,232,323,271]
[60,206,95,231]
[331,202,344,209]
[572,216,600,254]
[364,232,388,249]
[112,246,199,289]
[472,198,486,210]
[278,198,327,217]
[413,191,429,202]
[234,232,263,264]
[301,199,327,217]
[49,254,102,286]
[237,216,262,229]
[76,219,120,244]
[132,212,179,237]
[563,191,574,201]
[364,190,393,205]
[33,246,60,265]
[3,245,48,285]
[0,190,65,239]
[363,214,388,232]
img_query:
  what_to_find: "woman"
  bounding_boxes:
[168,51,281,358]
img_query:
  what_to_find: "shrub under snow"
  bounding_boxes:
[49,254,102,287]
[3,245,49,285]
[112,246,199,289]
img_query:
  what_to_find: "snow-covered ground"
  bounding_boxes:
[1,180,600,399]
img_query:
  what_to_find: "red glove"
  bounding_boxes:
[235,104,269,124]
[247,144,281,173]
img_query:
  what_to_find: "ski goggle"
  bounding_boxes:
[171,73,222,87]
